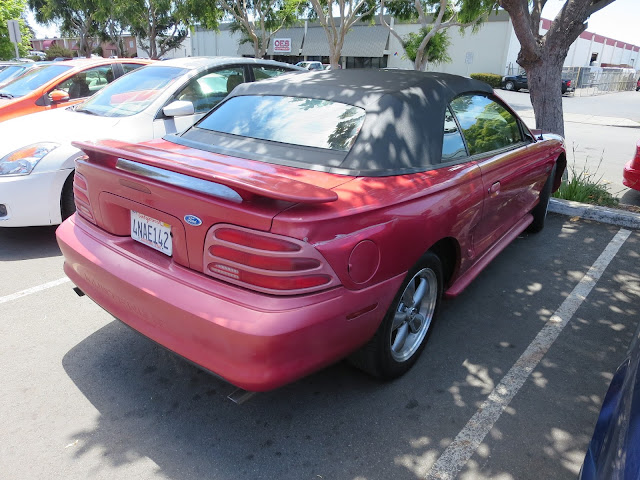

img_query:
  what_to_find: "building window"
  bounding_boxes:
[345,57,388,69]
[272,55,302,64]
[590,53,598,63]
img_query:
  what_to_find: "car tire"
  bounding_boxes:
[504,81,515,91]
[61,171,76,221]
[527,163,556,233]
[349,251,443,379]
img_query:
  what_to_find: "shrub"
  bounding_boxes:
[470,73,502,88]
[45,44,75,61]
[552,150,619,207]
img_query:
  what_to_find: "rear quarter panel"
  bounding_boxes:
[272,162,485,291]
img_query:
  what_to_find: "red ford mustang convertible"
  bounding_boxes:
[56,70,566,391]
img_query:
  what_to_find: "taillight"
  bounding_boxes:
[215,228,300,252]
[73,169,95,224]
[566,80,571,87]
[203,225,340,295]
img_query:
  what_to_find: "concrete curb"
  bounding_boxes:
[549,198,640,230]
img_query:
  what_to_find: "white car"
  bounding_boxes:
[295,61,324,71]
[0,57,305,227]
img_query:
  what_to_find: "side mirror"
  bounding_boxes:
[49,90,70,103]
[163,100,195,117]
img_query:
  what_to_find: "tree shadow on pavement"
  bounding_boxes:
[620,188,640,208]
[57,215,640,480]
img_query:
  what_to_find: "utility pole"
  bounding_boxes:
[7,20,21,60]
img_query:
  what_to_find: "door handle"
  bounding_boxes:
[489,181,501,196]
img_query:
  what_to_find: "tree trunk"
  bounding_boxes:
[329,49,340,68]
[526,56,565,137]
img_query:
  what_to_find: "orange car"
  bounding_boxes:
[0,58,152,123]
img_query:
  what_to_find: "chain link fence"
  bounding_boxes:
[561,66,638,96]
[504,65,638,96]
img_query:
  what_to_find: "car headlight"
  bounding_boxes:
[0,142,60,175]
[501,76,506,82]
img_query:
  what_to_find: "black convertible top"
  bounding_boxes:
[176,69,495,176]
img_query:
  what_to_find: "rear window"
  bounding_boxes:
[196,95,366,152]
[0,65,71,98]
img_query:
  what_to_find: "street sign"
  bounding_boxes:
[7,20,21,59]
[7,20,21,44]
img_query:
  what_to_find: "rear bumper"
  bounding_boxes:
[56,215,402,391]
[623,160,640,191]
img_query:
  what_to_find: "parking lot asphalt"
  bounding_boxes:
[1,213,639,480]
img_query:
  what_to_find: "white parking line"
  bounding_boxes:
[0,277,71,305]
[425,228,632,480]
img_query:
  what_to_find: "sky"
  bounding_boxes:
[26,10,59,39]
[542,0,640,46]
[26,0,640,47]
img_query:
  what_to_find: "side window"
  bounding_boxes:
[123,63,145,74]
[253,66,293,81]
[442,106,468,161]
[174,67,245,114]
[450,94,523,156]
[55,65,115,99]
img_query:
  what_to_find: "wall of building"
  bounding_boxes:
[136,36,192,59]
[191,26,242,57]
[566,35,592,69]
[539,19,639,69]
[385,23,420,70]
[437,13,513,76]
[190,14,640,74]
[31,36,138,58]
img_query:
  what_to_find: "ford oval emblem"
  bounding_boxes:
[184,215,202,226]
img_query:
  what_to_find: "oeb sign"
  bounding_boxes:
[273,38,291,53]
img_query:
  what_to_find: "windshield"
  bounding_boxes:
[0,64,71,98]
[75,65,188,117]
[196,95,366,152]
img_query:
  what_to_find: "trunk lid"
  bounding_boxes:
[71,138,352,274]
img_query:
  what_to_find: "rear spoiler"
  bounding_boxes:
[72,139,338,204]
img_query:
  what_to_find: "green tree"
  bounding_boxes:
[381,0,497,71]
[28,0,100,57]
[499,0,618,137]
[402,26,451,69]
[0,0,32,60]
[307,0,377,69]
[122,0,187,59]
[217,0,302,59]
[94,1,128,58]
[120,0,219,59]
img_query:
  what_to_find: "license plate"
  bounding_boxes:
[131,211,172,256]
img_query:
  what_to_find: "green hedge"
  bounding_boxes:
[470,73,502,88]
[45,44,75,61]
